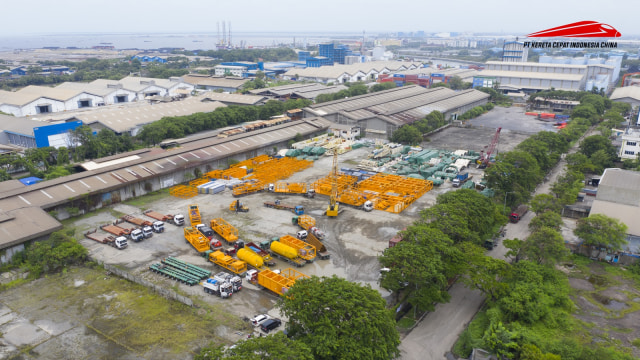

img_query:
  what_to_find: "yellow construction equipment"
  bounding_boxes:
[247,268,309,297]
[210,218,239,244]
[207,250,247,275]
[326,150,340,217]
[184,227,209,252]
[188,204,201,226]
[170,185,198,199]
[280,235,316,262]
[229,200,249,213]
[237,248,266,269]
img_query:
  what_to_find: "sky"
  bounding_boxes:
[2,0,636,36]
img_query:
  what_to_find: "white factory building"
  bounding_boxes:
[473,56,621,94]
[0,77,194,117]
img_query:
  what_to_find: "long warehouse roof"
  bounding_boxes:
[0,117,330,249]
[475,70,585,81]
[284,61,423,79]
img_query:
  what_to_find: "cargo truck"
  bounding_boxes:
[213,271,243,292]
[184,227,210,252]
[263,200,304,215]
[292,216,325,240]
[245,268,310,297]
[510,205,529,223]
[452,172,472,188]
[269,241,306,267]
[206,250,247,276]
[304,233,330,260]
[245,242,272,261]
[143,210,184,226]
[130,229,145,242]
[268,182,316,198]
[280,235,316,262]
[202,278,233,299]
[84,229,128,249]
[100,221,131,237]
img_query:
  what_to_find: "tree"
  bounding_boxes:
[390,125,422,145]
[579,135,616,158]
[565,153,595,174]
[521,227,569,265]
[195,333,313,360]
[370,82,396,93]
[482,321,518,359]
[462,252,509,301]
[529,194,562,215]
[278,275,400,360]
[571,104,598,123]
[574,214,628,251]
[379,241,450,311]
[528,211,563,232]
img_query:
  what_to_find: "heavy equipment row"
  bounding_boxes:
[162,257,211,280]
[143,210,185,226]
[210,218,239,243]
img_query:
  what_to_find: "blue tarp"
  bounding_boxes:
[19,177,42,185]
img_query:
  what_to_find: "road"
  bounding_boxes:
[399,129,593,360]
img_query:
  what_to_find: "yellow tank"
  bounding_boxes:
[270,241,298,260]
[237,248,264,268]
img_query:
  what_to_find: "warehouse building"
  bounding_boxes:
[303,85,489,138]
[182,75,248,93]
[249,83,348,100]
[473,61,616,94]
[610,86,640,109]
[0,77,194,116]
[589,168,640,253]
[0,117,331,261]
[282,61,422,84]
[200,93,268,106]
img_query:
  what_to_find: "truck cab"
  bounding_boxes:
[173,215,185,226]
[294,206,304,215]
[196,224,214,240]
[115,236,128,249]
[296,230,308,240]
[142,226,154,238]
[304,189,316,198]
[130,229,144,242]
[152,221,165,233]
[362,200,373,212]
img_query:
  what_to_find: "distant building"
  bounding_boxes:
[131,55,167,63]
[182,75,248,93]
[298,51,311,62]
[610,86,640,109]
[618,129,640,159]
[502,40,528,63]
[306,56,333,68]
[318,43,354,65]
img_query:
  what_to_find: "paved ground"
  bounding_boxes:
[469,106,558,134]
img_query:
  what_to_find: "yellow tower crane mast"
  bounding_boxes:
[326,150,340,217]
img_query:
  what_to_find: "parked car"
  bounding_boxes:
[250,314,271,327]
[260,318,282,333]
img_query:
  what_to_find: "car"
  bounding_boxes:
[250,314,270,326]
[260,318,282,333]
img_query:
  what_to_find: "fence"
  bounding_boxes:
[102,262,194,307]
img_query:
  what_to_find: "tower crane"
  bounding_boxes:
[477,127,501,169]
[326,150,340,217]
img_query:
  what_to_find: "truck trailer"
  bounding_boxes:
[452,172,472,188]
[184,227,210,252]
[206,250,247,276]
[84,229,128,249]
[246,268,310,297]
[263,201,304,215]
[143,210,184,226]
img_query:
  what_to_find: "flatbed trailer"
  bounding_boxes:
[121,215,152,227]
[100,222,131,237]
[84,229,127,249]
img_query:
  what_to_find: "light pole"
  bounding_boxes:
[503,191,515,212]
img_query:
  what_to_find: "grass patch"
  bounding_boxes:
[453,309,490,358]
[610,326,634,334]
[2,266,242,355]
[396,317,415,329]
[122,189,170,208]
[60,207,110,226]
[632,338,640,347]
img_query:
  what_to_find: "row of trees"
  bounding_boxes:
[196,276,400,360]
[314,83,369,103]
[390,111,448,144]
[136,98,312,145]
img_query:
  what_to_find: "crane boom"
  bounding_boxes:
[326,150,340,217]
[478,127,501,169]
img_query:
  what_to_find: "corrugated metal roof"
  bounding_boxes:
[182,75,248,89]
[590,200,640,237]
[476,70,585,81]
[0,114,50,135]
[283,61,422,80]
[611,86,640,101]
[201,93,267,105]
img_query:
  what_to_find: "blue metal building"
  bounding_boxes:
[33,121,84,148]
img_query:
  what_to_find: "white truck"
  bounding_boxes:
[202,278,233,299]
[213,272,243,292]
[151,221,165,233]
[130,229,145,242]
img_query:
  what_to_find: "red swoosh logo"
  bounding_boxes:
[527,21,621,38]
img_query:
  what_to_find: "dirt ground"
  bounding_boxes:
[567,261,640,358]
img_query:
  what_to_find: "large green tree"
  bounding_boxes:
[278,276,400,360]
[195,333,313,360]
[574,214,628,251]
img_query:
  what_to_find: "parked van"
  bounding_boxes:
[260,318,282,333]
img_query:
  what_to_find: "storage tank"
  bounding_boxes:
[270,241,298,260]
[237,248,264,268]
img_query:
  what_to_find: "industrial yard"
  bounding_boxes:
[0,121,531,359]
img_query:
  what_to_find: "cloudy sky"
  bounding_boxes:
[2,0,636,36]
